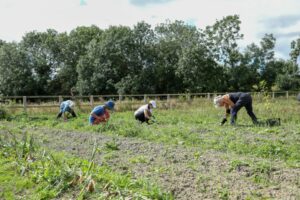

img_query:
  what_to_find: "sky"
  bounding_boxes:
[0,0,300,59]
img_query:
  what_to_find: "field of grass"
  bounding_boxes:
[0,98,300,199]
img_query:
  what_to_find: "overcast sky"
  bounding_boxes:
[1,0,300,59]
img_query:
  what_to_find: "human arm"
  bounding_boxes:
[220,105,231,125]
[91,113,107,122]
[144,108,152,120]
[92,110,110,124]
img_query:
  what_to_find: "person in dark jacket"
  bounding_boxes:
[213,92,258,125]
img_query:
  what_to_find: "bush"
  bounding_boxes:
[0,107,7,120]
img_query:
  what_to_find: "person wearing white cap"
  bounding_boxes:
[134,100,156,124]
[56,100,77,120]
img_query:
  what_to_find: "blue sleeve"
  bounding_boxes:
[60,102,67,113]
[60,101,71,113]
[91,106,105,116]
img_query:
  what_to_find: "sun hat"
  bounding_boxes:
[149,100,156,108]
[105,100,115,110]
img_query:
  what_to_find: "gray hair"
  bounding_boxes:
[213,95,223,108]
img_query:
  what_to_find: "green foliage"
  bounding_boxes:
[104,138,120,151]
[3,99,300,167]
[0,127,173,199]
[0,42,35,95]
[290,38,300,63]
[1,17,299,95]
[0,107,7,120]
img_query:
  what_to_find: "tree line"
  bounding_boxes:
[0,15,299,96]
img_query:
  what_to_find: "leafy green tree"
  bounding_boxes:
[154,20,201,93]
[21,29,62,95]
[176,45,220,92]
[53,26,103,94]
[0,43,34,95]
[290,38,300,64]
[204,15,243,68]
[236,34,276,91]
[0,40,5,47]
[77,26,136,95]
[116,21,157,94]
[275,59,300,90]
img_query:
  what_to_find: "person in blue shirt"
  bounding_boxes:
[89,100,115,125]
[57,100,77,120]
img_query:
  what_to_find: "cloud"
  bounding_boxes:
[129,0,174,7]
[275,32,300,39]
[275,38,293,59]
[261,15,300,29]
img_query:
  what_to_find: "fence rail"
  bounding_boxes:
[0,91,299,113]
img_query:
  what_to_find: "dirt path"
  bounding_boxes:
[7,127,300,199]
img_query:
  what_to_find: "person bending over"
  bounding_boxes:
[213,92,258,125]
[57,100,76,120]
[89,100,115,125]
[134,100,156,124]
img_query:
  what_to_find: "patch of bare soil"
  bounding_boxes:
[11,127,300,199]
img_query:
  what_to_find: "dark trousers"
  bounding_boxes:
[135,112,149,124]
[231,93,257,124]
[56,109,77,119]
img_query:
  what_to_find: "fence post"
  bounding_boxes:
[286,91,289,99]
[119,94,123,101]
[144,94,147,103]
[59,96,63,104]
[272,92,275,99]
[187,93,191,104]
[207,93,210,99]
[90,95,94,107]
[167,94,170,109]
[23,96,27,113]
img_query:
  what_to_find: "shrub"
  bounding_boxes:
[0,107,7,120]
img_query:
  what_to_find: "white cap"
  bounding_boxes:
[213,96,223,108]
[149,100,156,108]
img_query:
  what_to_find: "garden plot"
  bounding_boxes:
[1,99,300,199]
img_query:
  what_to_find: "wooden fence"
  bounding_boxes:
[0,91,299,113]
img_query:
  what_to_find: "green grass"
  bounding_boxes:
[1,98,300,199]
[3,99,300,167]
[0,128,173,200]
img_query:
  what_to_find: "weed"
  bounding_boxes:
[104,138,120,151]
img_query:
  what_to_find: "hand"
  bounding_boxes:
[220,118,227,125]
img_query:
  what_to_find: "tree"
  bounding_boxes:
[21,29,62,95]
[290,38,300,65]
[204,15,243,68]
[0,43,34,95]
[77,25,136,95]
[176,45,220,92]
[154,20,202,93]
[237,34,276,91]
[53,26,103,94]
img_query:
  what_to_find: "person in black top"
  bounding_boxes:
[213,92,258,125]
